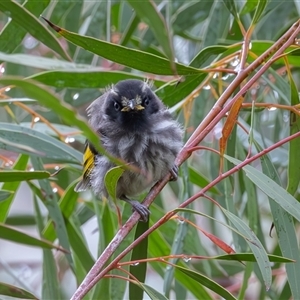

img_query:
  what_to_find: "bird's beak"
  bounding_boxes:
[121,99,144,112]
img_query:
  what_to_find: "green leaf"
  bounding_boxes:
[0,170,50,182]
[0,154,29,222]
[0,223,65,251]
[226,156,300,223]
[129,220,149,300]
[66,218,95,273]
[0,0,50,54]
[0,0,70,61]
[175,206,271,289]
[0,190,13,202]
[120,13,140,46]
[127,0,175,72]
[92,202,117,299]
[20,122,85,144]
[31,157,74,272]
[190,46,230,68]
[156,73,206,106]
[42,248,60,300]
[29,70,164,89]
[189,166,220,194]
[174,208,250,242]
[134,283,168,300]
[286,70,300,196]
[0,77,113,163]
[0,136,45,155]
[33,193,60,300]
[0,122,82,163]
[0,52,92,70]
[42,18,202,76]
[43,181,79,241]
[251,0,269,25]
[0,281,37,299]
[104,165,125,201]
[201,1,230,50]
[222,0,240,21]
[221,209,272,290]
[253,141,300,299]
[175,265,236,300]
[148,206,212,299]
[240,0,259,15]
[213,253,293,263]
[172,1,214,34]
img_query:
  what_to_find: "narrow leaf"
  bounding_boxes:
[0,122,82,163]
[0,170,50,182]
[127,0,175,72]
[175,265,236,300]
[0,52,91,70]
[222,0,240,20]
[0,155,29,222]
[251,0,269,25]
[213,253,293,263]
[254,141,300,299]
[0,282,37,299]
[286,64,300,196]
[29,70,164,89]
[129,220,149,300]
[43,181,79,241]
[41,17,202,76]
[0,223,66,251]
[0,77,116,164]
[104,165,125,201]
[221,209,272,289]
[31,157,74,272]
[134,282,168,300]
[226,156,300,223]
[0,0,70,60]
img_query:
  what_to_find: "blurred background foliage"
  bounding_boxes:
[0,0,300,299]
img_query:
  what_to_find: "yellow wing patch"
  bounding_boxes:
[74,141,97,192]
[83,144,95,178]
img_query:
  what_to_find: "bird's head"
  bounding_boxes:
[104,79,163,131]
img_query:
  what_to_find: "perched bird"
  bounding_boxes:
[75,79,183,221]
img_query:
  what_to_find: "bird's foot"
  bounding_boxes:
[169,164,179,181]
[121,196,150,222]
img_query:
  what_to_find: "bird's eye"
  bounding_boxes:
[144,97,150,106]
[114,102,120,111]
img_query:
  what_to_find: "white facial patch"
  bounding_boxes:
[121,95,142,107]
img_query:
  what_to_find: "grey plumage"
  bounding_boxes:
[75,79,183,221]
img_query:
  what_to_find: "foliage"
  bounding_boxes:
[0,0,300,299]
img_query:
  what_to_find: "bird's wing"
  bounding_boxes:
[74,140,98,192]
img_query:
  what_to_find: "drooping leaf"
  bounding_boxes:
[126,0,176,72]
[41,17,202,76]
[0,122,82,163]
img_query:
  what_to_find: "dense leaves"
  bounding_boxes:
[0,1,299,300]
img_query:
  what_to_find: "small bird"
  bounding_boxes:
[75,79,183,221]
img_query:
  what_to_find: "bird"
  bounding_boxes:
[75,79,183,221]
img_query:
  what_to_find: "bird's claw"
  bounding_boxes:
[121,196,150,222]
[169,164,179,181]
